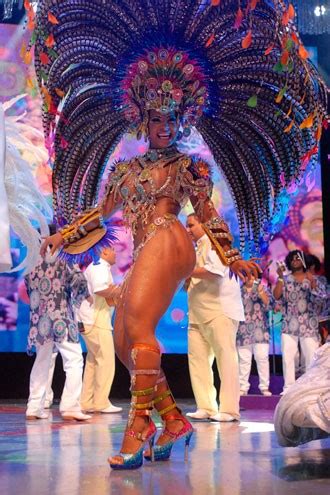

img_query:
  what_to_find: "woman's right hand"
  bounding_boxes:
[276,263,284,278]
[40,232,64,256]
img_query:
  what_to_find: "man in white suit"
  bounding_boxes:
[186,214,244,422]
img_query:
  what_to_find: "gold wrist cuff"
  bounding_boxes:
[202,217,240,266]
[59,208,104,244]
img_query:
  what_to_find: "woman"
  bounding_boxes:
[33,1,326,469]
[43,107,260,468]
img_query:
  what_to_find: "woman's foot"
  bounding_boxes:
[144,410,193,461]
[108,417,156,467]
[155,416,188,446]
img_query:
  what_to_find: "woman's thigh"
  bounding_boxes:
[123,224,195,343]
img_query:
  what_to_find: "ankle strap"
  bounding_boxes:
[134,401,154,410]
[158,403,177,417]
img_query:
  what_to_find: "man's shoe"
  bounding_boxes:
[26,411,49,420]
[99,405,123,414]
[61,411,92,421]
[210,413,237,422]
[186,409,210,420]
[260,389,272,397]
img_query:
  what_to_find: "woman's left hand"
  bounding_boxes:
[231,259,262,282]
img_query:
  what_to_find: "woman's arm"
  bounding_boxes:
[273,265,285,300]
[258,284,270,306]
[187,158,260,281]
[40,164,126,256]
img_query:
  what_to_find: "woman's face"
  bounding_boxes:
[290,253,304,271]
[148,109,180,149]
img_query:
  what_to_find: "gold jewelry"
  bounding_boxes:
[202,217,242,266]
[59,207,105,253]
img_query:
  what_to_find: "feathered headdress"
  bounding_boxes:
[119,47,208,138]
[28,0,327,252]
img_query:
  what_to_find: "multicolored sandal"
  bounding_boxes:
[108,343,161,470]
[145,386,193,462]
[109,418,157,470]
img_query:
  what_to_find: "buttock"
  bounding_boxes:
[120,213,195,295]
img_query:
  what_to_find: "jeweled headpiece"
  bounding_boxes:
[121,48,208,136]
[30,0,327,253]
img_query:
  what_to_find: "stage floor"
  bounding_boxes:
[0,400,329,495]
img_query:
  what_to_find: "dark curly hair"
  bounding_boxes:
[285,250,307,272]
[305,254,321,273]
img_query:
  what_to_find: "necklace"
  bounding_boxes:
[144,146,178,163]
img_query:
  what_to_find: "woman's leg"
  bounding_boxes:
[114,299,185,449]
[110,225,195,464]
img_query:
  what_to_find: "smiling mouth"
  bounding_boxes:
[157,133,171,139]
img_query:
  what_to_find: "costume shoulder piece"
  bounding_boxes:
[30,0,326,253]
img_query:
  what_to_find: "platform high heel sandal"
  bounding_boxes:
[109,343,161,470]
[109,418,157,470]
[144,388,193,462]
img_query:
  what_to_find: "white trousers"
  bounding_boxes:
[45,351,57,405]
[281,333,319,392]
[188,314,240,418]
[80,325,115,411]
[27,339,84,414]
[238,343,270,392]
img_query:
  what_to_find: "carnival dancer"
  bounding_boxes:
[32,1,326,469]
[237,276,272,396]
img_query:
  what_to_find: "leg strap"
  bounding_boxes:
[131,343,161,364]
[158,403,177,417]
[153,389,172,405]
[132,387,155,397]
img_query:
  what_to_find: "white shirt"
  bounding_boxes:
[188,235,245,323]
[76,258,114,328]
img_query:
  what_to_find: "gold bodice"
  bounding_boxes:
[104,152,212,234]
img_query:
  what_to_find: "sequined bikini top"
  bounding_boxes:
[104,150,212,234]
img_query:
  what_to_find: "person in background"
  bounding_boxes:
[185,214,244,422]
[77,247,122,414]
[44,351,58,408]
[237,275,272,396]
[273,250,325,394]
[306,254,329,346]
[25,225,91,421]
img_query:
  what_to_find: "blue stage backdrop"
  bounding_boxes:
[0,22,324,353]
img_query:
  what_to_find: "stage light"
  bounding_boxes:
[314,5,327,17]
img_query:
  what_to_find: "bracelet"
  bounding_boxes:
[59,207,104,245]
[202,216,241,266]
[226,254,242,265]
[277,278,284,283]
[204,217,229,233]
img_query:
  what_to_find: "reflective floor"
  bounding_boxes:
[0,400,329,495]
